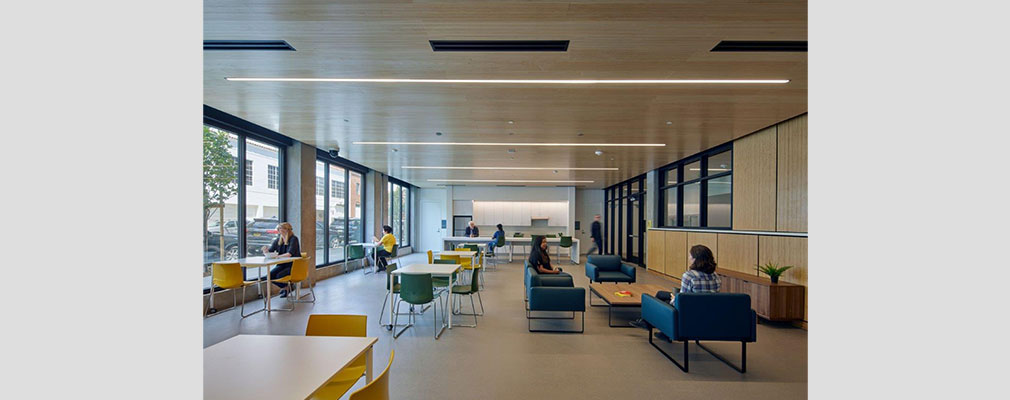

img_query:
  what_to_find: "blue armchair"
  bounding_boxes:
[585,255,637,284]
[641,293,757,373]
[525,262,585,333]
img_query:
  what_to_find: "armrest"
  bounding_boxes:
[538,274,574,287]
[585,263,599,281]
[642,294,677,339]
[620,263,637,281]
[529,287,586,312]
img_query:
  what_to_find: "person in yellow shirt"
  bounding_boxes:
[372,225,396,271]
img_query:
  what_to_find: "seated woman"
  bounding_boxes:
[260,222,301,298]
[629,244,721,338]
[528,235,563,274]
[372,225,396,271]
[486,224,505,253]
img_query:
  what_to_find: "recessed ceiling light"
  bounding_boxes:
[507,149,516,153]
[435,132,442,136]
[594,150,604,156]
[610,157,615,161]
[392,148,398,152]
[577,132,584,136]
[508,120,514,124]
[227,77,790,84]
[403,166,618,171]
[666,121,673,125]
[353,142,665,147]
[428,179,593,184]
[508,132,514,136]
[553,170,558,174]
[343,118,349,122]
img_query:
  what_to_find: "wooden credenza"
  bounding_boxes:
[716,268,805,322]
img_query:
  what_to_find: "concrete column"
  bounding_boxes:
[285,142,317,278]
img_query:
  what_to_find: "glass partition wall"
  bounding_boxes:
[658,144,733,229]
[605,175,646,264]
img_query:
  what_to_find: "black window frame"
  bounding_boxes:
[267,164,278,189]
[387,177,412,248]
[315,151,369,267]
[657,143,734,229]
[604,174,646,262]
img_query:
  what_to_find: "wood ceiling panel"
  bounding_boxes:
[204,0,807,188]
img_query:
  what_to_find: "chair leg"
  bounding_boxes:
[477,291,485,314]
[393,299,415,339]
[648,328,689,372]
[695,341,747,373]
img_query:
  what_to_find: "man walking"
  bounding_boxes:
[588,214,603,255]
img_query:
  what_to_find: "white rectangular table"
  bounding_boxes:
[204,334,377,400]
[389,263,462,339]
[441,236,580,263]
[213,256,302,314]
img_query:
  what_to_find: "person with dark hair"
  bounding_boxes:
[486,224,505,253]
[628,245,721,336]
[372,225,396,272]
[528,235,563,274]
[587,214,603,255]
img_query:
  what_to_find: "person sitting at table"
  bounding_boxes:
[528,235,563,274]
[259,222,301,298]
[486,224,505,253]
[465,221,479,238]
[372,225,396,272]
[628,244,722,338]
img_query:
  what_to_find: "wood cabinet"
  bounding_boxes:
[716,268,805,322]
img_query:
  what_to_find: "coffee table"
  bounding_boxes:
[588,283,676,327]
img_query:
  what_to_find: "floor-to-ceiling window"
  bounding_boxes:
[202,124,285,287]
[658,144,733,229]
[604,175,646,264]
[315,155,367,267]
[388,178,410,248]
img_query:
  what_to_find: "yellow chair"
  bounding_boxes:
[427,250,434,264]
[293,252,317,303]
[272,254,313,311]
[348,350,394,400]
[305,314,369,400]
[453,246,474,269]
[205,262,264,318]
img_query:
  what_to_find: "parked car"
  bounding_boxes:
[204,230,239,269]
[246,218,280,256]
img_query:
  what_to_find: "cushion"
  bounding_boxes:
[596,271,634,282]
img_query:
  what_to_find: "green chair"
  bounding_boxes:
[451,267,483,327]
[558,236,574,264]
[377,263,401,326]
[393,273,445,339]
[432,258,458,292]
[345,244,366,273]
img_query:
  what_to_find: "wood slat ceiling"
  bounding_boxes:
[204,0,807,188]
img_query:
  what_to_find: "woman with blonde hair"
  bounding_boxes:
[261,222,301,297]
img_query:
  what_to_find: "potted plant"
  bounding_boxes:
[757,262,793,284]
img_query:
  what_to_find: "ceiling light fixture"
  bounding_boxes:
[666,121,673,125]
[354,141,664,147]
[594,150,604,156]
[428,179,593,184]
[226,77,790,84]
[508,120,515,124]
[435,132,442,136]
[403,166,618,171]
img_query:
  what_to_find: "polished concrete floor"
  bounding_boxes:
[204,252,808,399]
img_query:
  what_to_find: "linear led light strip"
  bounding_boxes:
[226,78,789,84]
[428,179,593,184]
[404,166,618,171]
[356,142,664,147]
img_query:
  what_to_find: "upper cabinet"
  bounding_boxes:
[471,201,568,226]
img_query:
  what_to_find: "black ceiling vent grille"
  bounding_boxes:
[711,40,807,52]
[430,40,569,52]
[204,40,296,51]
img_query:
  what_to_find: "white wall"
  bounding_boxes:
[450,186,575,236]
[575,189,604,254]
[417,188,448,253]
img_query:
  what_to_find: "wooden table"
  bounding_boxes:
[390,263,462,339]
[589,283,674,327]
[213,256,302,314]
[204,334,377,400]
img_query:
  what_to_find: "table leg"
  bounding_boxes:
[572,240,580,264]
[387,275,394,329]
[448,270,456,329]
[365,345,374,383]
[265,266,272,313]
[509,243,514,262]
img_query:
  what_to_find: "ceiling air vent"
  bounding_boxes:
[204,40,296,51]
[429,40,569,52]
[710,40,807,52]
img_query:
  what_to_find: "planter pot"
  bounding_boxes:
[770,276,780,284]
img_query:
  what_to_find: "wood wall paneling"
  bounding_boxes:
[776,114,808,232]
[717,234,759,276]
[759,235,808,320]
[731,127,778,231]
[646,230,665,273]
[663,231,688,277]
